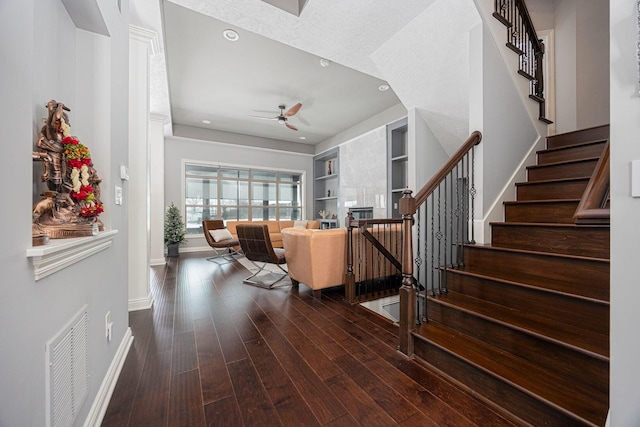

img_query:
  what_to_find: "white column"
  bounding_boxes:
[127,26,158,311]
[149,114,166,265]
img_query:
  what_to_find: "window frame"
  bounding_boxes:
[182,160,306,235]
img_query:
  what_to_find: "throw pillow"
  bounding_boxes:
[293,220,308,229]
[209,228,233,242]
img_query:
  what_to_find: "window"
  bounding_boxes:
[184,163,304,234]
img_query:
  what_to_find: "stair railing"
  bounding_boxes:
[573,140,610,225]
[493,0,551,123]
[345,216,404,304]
[398,131,482,355]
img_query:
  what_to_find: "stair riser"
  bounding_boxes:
[490,224,610,258]
[504,201,579,223]
[538,142,606,165]
[413,339,594,426]
[547,125,610,149]
[464,247,609,301]
[527,159,598,181]
[427,301,609,399]
[516,179,588,200]
[446,272,609,336]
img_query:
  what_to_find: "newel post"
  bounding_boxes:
[398,189,417,355]
[345,212,356,303]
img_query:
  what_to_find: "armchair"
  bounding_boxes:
[236,224,288,288]
[281,228,347,298]
[202,220,241,262]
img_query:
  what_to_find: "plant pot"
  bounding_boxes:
[167,243,179,257]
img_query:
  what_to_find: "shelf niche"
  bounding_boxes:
[387,117,408,218]
[313,147,339,227]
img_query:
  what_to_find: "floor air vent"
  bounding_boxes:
[46,305,89,427]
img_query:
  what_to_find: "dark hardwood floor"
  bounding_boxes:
[102,253,520,427]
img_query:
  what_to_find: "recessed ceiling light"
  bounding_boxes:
[222,29,239,42]
[320,58,330,67]
[378,84,390,92]
[202,120,211,124]
[299,136,306,140]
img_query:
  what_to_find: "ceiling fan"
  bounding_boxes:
[250,103,302,131]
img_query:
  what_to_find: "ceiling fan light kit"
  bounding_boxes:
[250,103,302,131]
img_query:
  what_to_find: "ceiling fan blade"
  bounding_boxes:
[249,115,278,121]
[283,103,302,118]
[285,122,298,131]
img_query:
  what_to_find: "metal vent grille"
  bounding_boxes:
[46,306,89,427]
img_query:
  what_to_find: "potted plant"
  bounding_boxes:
[164,202,186,257]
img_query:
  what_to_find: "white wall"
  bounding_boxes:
[339,126,388,218]
[164,136,314,251]
[0,0,130,426]
[467,15,543,242]
[609,1,640,424]
[554,0,610,133]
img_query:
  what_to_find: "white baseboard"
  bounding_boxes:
[150,258,166,266]
[128,294,153,311]
[179,246,210,254]
[83,327,134,427]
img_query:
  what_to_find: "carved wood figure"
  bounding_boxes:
[32,100,104,241]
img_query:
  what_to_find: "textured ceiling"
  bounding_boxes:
[133,0,481,152]
[163,1,401,145]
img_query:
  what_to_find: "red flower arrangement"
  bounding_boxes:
[79,203,104,218]
[62,135,104,218]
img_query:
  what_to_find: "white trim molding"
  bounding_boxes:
[26,230,118,281]
[83,327,133,427]
[129,25,160,55]
[128,294,154,312]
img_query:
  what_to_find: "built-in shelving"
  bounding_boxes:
[313,147,339,227]
[387,117,408,218]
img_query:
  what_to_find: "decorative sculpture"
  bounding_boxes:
[32,100,104,243]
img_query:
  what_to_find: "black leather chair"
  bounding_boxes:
[236,224,288,288]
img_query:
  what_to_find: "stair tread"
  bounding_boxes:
[415,321,609,424]
[504,199,580,204]
[430,291,609,359]
[490,221,609,229]
[527,156,599,170]
[446,268,609,306]
[537,138,607,155]
[546,125,609,148]
[516,176,590,186]
[468,242,610,263]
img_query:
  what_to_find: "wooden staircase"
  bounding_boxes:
[412,125,610,426]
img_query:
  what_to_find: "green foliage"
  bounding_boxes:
[164,202,186,245]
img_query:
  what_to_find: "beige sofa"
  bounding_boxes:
[281,228,347,298]
[226,220,320,248]
[282,225,403,299]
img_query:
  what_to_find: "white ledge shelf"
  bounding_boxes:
[26,229,118,281]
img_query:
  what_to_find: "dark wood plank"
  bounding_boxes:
[168,369,206,427]
[204,396,243,427]
[103,254,527,426]
[127,350,172,426]
[226,358,282,426]
[193,317,234,405]
[325,373,398,426]
[244,339,321,426]
[248,306,348,425]
[172,331,198,375]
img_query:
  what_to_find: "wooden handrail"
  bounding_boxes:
[397,131,481,354]
[414,131,482,208]
[573,140,610,225]
[514,0,542,52]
